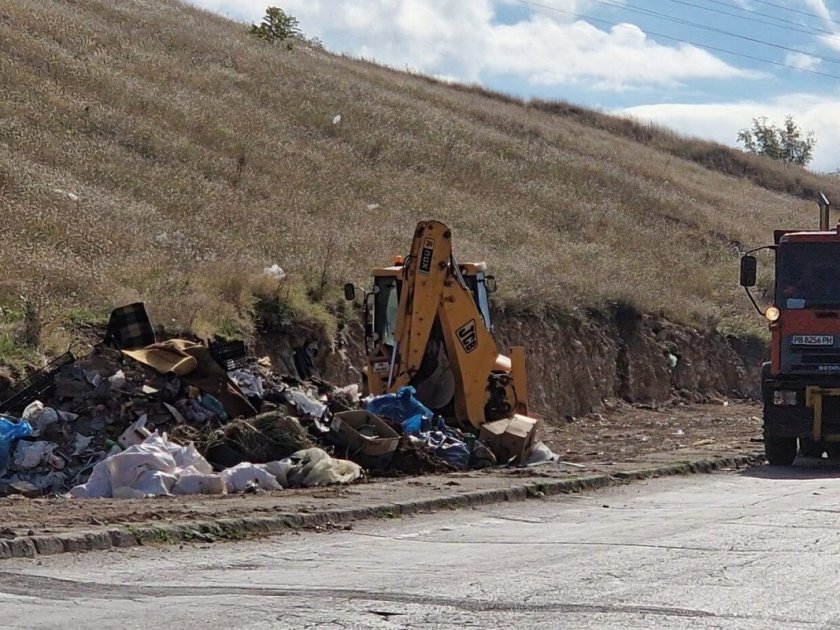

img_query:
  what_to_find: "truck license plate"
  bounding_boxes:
[792,335,834,346]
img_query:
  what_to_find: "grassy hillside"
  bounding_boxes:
[1,0,834,357]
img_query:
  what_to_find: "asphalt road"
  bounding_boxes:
[4,465,840,629]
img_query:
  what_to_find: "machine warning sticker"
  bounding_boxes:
[792,335,834,346]
[419,238,435,274]
[456,320,478,353]
[372,361,390,374]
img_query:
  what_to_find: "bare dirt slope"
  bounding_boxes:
[0,0,833,345]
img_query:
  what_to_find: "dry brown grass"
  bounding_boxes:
[0,0,834,349]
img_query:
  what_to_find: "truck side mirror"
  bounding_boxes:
[485,275,498,293]
[740,255,757,287]
[343,283,356,301]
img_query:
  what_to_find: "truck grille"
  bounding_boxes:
[800,354,840,364]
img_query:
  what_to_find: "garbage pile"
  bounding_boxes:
[0,302,553,500]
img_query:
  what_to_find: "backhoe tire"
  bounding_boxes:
[765,436,797,466]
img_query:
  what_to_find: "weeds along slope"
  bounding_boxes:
[0,0,831,351]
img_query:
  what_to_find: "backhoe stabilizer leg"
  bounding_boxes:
[510,346,529,415]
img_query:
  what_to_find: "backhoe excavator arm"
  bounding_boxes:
[388,221,451,390]
[385,221,529,429]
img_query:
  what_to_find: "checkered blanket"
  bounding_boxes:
[104,302,156,350]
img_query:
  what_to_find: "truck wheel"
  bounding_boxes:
[765,436,797,466]
[799,437,824,459]
[825,445,840,460]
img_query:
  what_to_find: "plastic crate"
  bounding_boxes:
[0,351,75,414]
[209,339,247,372]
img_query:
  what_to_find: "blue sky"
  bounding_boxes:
[189,0,840,171]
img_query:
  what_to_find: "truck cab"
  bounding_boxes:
[740,196,840,465]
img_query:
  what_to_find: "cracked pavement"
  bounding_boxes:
[4,464,840,628]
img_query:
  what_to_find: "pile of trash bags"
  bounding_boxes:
[0,302,553,500]
[366,386,494,470]
[69,434,361,499]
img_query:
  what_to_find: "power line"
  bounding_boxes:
[510,0,840,80]
[593,0,840,66]
[747,0,840,30]
[661,0,836,37]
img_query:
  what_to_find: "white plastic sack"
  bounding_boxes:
[21,400,77,437]
[524,441,558,466]
[263,264,286,280]
[70,433,216,499]
[106,435,178,498]
[13,441,58,469]
[173,471,227,495]
[263,460,293,487]
[268,448,361,488]
[167,442,213,474]
[220,462,282,493]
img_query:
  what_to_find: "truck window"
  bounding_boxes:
[462,273,492,330]
[373,277,399,346]
[778,243,840,308]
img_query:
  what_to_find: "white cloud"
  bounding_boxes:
[785,51,821,70]
[187,0,750,90]
[622,94,840,171]
[804,0,833,25]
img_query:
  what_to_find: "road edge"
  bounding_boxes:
[0,452,764,560]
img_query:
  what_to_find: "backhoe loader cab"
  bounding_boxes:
[348,220,531,432]
[369,262,496,349]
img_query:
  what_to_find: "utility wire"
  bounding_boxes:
[661,0,836,37]
[593,0,840,66]
[746,0,840,29]
[510,0,840,80]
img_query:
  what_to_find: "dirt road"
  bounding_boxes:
[3,464,838,629]
[0,401,763,536]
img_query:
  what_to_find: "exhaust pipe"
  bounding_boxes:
[818,192,831,230]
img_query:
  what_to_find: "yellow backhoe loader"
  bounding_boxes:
[345,220,533,432]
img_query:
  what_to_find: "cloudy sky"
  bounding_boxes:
[189,0,840,171]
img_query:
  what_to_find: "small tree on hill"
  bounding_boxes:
[250,7,302,48]
[737,115,816,167]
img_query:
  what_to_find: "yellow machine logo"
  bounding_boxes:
[456,319,478,353]
[419,238,435,273]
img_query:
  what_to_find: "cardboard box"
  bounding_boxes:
[330,410,400,470]
[478,414,539,465]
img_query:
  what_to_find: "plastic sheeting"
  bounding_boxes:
[266,448,362,488]
[365,386,433,433]
[229,369,264,400]
[70,434,217,499]
[13,441,60,469]
[69,437,362,499]
[0,416,33,477]
[523,441,559,466]
[220,462,282,492]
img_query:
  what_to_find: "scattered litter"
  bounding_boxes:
[13,441,59,469]
[220,462,281,493]
[0,416,33,476]
[0,301,559,499]
[262,264,286,280]
[267,448,361,488]
[229,369,264,400]
[524,441,559,467]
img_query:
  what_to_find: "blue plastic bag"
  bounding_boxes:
[366,386,433,430]
[198,394,229,421]
[422,431,471,469]
[0,416,34,476]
